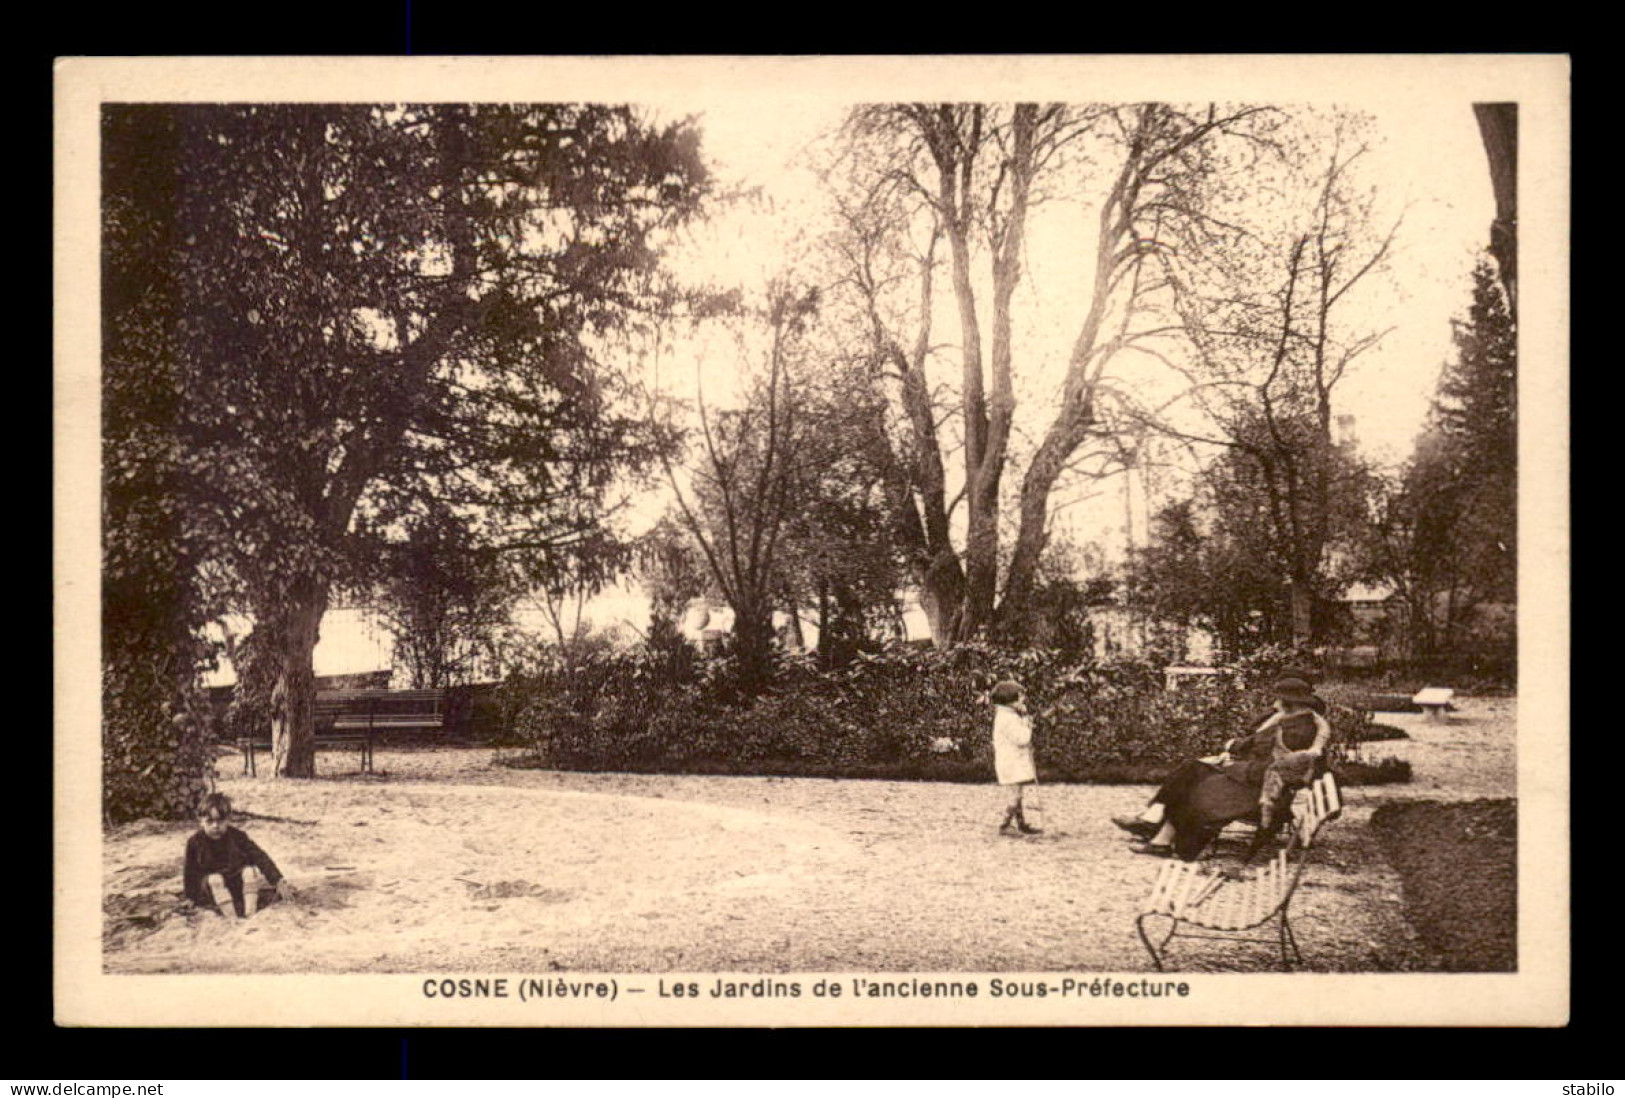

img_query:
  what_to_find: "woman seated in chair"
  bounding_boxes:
[1114,677,1331,861]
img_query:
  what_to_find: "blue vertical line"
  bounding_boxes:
[401,1035,409,1079]
[405,0,413,55]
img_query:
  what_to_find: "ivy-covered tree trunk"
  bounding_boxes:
[102,635,213,825]
[102,449,217,821]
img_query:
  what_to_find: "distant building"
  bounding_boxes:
[203,605,395,689]
[1340,581,1401,638]
[1329,581,1514,663]
[1083,605,1216,665]
[678,597,827,654]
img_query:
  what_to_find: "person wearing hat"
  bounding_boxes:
[1248,668,1329,725]
[990,680,1042,836]
[1114,677,1330,859]
[1253,678,1332,839]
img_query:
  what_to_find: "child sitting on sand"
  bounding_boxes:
[183,792,294,917]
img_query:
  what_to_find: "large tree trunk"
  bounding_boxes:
[874,390,964,648]
[1288,580,1315,650]
[944,106,1033,644]
[733,601,776,692]
[959,506,999,641]
[946,201,998,641]
[1473,103,1517,312]
[917,548,966,645]
[998,421,1087,642]
[269,583,328,778]
[995,111,1129,641]
[892,365,965,645]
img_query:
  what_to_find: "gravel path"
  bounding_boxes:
[102,697,1514,974]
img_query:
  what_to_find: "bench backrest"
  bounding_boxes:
[1290,772,1342,850]
[1144,771,1343,932]
[315,689,444,708]
[314,690,446,727]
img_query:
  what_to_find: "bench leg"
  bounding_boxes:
[1137,913,1177,972]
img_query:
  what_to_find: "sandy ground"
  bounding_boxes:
[102,696,1515,974]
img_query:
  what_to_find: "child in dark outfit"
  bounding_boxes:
[183,792,294,917]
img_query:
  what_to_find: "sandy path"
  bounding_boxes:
[1351,697,1517,801]
[103,696,1513,974]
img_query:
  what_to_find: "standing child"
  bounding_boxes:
[183,792,295,918]
[991,680,1041,836]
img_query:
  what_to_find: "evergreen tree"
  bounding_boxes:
[1361,259,1517,658]
[1431,258,1517,601]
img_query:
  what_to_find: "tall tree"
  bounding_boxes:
[1135,113,1397,646]
[821,169,963,644]
[1431,257,1517,615]
[771,341,910,664]
[103,104,709,778]
[1362,259,1516,655]
[102,108,219,821]
[1124,498,1287,659]
[832,102,1280,644]
[662,284,820,689]
[371,504,520,689]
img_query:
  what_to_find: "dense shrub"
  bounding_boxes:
[494,643,1404,785]
[1235,642,1516,696]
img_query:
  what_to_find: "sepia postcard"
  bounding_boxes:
[55,54,1570,1027]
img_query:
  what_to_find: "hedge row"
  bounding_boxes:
[492,645,1402,785]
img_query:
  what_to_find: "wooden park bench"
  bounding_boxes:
[1136,771,1343,971]
[1412,687,1456,723]
[1162,666,1230,692]
[239,688,445,776]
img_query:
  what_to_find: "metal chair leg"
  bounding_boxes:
[1282,914,1304,968]
[1138,913,1177,972]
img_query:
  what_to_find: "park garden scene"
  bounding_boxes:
[99,94,1518,976]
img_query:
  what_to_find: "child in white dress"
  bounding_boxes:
[991,680,1041,836]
